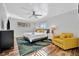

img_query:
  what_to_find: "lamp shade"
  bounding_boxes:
[51,25,57,30]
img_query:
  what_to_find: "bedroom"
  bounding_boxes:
[0,3,79,56]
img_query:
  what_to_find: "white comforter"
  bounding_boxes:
[23,32,47,42]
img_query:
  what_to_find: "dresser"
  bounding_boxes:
[0,30,14,51]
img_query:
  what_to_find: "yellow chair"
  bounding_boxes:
[52,33,78,50]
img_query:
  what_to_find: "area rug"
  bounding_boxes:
[16,37,51,56]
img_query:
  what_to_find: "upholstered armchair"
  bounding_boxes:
[52,33,78,50]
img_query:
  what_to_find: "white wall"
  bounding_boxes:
[36,3,78,23]
[0,3,79,37]
[9,17,36,37]
[0,3,7,30]
[0,3,38,37]
[45,9,79,37]
[34,3,79,37]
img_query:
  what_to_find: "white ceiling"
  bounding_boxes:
[3,3,78,22]
[48,3,77,18]
[37,3,78,22]
[5,3,48,21]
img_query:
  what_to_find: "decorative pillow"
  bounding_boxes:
[54,35,60,38]
[35,29,45,33]
[60,33,73,38]
[60,34,67,38]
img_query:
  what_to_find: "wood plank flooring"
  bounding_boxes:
[0,38,79,56]
[0,37,19,56]
[27,44,79,56]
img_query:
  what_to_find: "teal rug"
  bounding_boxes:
[16,37,51,56]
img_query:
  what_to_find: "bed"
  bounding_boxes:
[23,32,48,43]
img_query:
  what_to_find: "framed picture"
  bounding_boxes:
[17,22,30,27]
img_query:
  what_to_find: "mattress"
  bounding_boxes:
[23,32,48,42]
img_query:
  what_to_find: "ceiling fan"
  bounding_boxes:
[29,10,42,18]
[21,7,42,18]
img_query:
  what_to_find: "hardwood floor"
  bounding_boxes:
[0,37,19,56]
[0,38,79,56]
[27,44,79,56]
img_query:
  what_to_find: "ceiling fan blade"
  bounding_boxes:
[35,14,42,16]
[29,15,38,19]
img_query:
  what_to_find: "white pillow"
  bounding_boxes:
[34,32,46,35]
